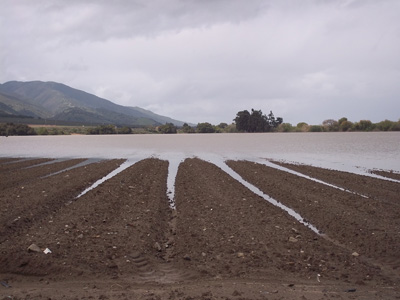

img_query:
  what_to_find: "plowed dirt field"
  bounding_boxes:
[0,157,399,299]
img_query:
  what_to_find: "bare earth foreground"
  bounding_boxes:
[0,157,399,299]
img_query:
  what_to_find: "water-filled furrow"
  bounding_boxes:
[256,159,370,199]
[267,158,400,184]
[2,157,36,165]
[42,158,103,178]
[166,157,184,209]
[24,158,68,169]
[201,155,321,234]
[76,159,138,199]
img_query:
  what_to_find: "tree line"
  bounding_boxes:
[0,123,36,136]
[1,112,399,136]
[278,118,400,132]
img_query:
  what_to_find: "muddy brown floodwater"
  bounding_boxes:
[0,157,399,299]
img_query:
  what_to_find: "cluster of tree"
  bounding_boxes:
[0,123,36,136]
[158,123,177,134]
[277,118,400,133]
[87,125,133,135]
[180,122,235,133]
[160,122,234,134]
[5,114,399,137]
[234,109,283,132]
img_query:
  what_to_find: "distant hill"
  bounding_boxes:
[0,81,189,127]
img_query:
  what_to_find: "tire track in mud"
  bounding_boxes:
[226,160,400,285]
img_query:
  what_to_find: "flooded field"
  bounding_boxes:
[1,132,400,171]
[0,133,399,299]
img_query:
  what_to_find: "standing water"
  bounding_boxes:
[1,132,399,172]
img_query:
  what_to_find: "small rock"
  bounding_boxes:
[43,248,52,254]
[352,252,360,257]
[107,263,118,269]
[183,254,191,261]
[153,242,162,252]
[237,252,245,258]
[27,244,41,253]
[289,237,298,243]
[232,290,241,296]
[77,234,84,239]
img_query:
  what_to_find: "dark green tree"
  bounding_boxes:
[234,110,251,132]
[340,120,353,132]
[182,123,194,133]
[248,109,266,132]
[354,120,374,131]
[196,122,215,133]
[158,123,177,134]
[0,123,36,136]
[234,109,283,132]
[118,126,133,134]
[376,120,394,131]
[88,125,117,135]
[322,119,339,131]
[309,125,323,132]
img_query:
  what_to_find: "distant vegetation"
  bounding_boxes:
[1,113,399,136]
[157,123,177,134]
[277,117,400,133]
[0,123,36,136]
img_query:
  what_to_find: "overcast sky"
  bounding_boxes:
[1,0,399,125]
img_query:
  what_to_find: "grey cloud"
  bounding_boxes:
[1,0,399,125]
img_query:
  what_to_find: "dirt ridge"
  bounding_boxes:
[1,157,399,299]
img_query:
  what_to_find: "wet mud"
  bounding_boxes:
[0,157,399,299]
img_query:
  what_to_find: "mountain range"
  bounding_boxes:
[0,81,188,127]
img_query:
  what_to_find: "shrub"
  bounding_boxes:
[118,126,133,134]
[0,123,36,136]
[278,123,294,132]
[296,122,309,132]
[340,120,353,132]
[376,120,395,131]
[196,122,215,133]
[309,125,323,132]
[354,120,375,131]
[158,123,177,134]
[88,125,117,134]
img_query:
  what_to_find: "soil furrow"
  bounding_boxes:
[174,158,383,285]
[0,158,174,281]
[0,159,125,242]
[273,161,400,204]
[226,160,400,283]
[0,158,87,190]
[1,157,399,299]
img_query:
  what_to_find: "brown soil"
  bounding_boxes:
[0,157,399,299]
[371,170,400,181]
